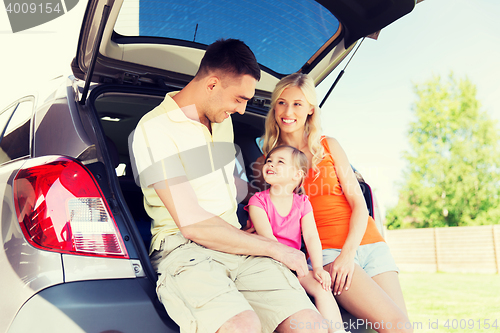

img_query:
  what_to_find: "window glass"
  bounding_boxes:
[0,103,18,138]
[0,100,33,164]
[116,163,126,176]
[114,0,340,74]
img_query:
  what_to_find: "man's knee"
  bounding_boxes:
[217,310,261,333]
[277,309,328,333]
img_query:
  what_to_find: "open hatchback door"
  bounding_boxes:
[72,0,416,102]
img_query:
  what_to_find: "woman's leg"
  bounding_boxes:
[328,264,412,333]
[372,271,408,316]
[299,272,344,333]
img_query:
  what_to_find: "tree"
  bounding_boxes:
[386,74,500,229]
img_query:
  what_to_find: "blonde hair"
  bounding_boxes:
[262,73,325,175]
[266,145,308,195]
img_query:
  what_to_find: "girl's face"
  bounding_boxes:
[262,148,301,187]
[274,86,314,135]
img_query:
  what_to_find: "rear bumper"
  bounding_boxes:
[8,278,179,333]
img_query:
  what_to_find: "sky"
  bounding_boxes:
[1,0,499,219]
[316,0,500,218]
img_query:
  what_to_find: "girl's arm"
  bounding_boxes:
[247,205,278,241]
[326,136,369,295]
[301,211,331,291]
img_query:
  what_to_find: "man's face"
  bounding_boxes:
[204,74,257,124]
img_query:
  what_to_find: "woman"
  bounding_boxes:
[252,73,412,333]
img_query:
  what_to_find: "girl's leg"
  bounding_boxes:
[327,264,412,333]
[299,272,344,333]
[372,271,408,316]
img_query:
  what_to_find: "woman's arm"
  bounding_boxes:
[247,205,278,241]
[326,137,369,295]
[301,212,331,291]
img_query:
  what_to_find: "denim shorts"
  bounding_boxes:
[307,241,399,277]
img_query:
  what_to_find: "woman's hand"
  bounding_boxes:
[326,251,355,296]
[313,267,332,291]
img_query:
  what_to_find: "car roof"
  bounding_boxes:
[72,0,415,96]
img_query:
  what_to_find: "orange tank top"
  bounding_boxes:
[302,137,384,249]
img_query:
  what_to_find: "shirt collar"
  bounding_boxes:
[161,91,189,123]
[161,91,229,134]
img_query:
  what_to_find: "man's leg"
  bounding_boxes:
[275,309,328,333]
[157,244,258,333]
[235,256,327,333]
[217,310,261,333]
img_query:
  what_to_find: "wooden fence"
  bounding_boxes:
[384,225,500,273]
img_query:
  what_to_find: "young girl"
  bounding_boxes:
[246,145,348,333]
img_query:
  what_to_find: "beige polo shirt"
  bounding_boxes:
[131,92,240,254]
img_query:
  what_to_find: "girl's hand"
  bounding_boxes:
[313,267,332,291]
[242,221,255,233]
[326,251,355,296]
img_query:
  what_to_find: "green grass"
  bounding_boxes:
[399,272,500,332]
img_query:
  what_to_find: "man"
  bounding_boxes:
[131,39,327,333]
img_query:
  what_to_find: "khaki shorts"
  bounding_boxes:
[153,233,317,333]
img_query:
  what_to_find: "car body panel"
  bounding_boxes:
[7,294,87,333]
[0,84,145,332]
[0,158,64,332]
[7,279,177,333]
[33,91,94,160]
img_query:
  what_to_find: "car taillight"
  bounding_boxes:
[14,156,128,258]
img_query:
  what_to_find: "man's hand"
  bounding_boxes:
[272,243,309,278]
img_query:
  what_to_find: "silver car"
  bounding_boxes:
[0,0,415,332]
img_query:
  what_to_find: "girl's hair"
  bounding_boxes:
[266,145,308,195]
[262,73,325,175]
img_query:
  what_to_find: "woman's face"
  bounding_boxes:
[274,86,314,135]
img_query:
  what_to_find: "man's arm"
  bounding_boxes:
[153,178,309,277]
[234,174,253,204]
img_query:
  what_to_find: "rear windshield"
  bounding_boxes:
[114,0,340,75]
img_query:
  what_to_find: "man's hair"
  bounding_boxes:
[196,38,260,81]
